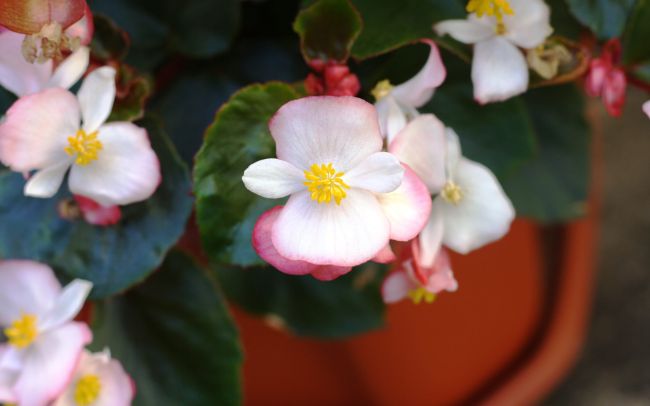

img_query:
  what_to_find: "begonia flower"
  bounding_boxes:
[0,66,161,206]
[435,0,552,103]
[243,96,431,271]
[585,38,626,117]
[53,349,134,406]
[371,40,446,143]
[0,30,89,97]
[74,195,122,226]
[0,260,93,406]
[382,242,457,304]
[305,60,361,97]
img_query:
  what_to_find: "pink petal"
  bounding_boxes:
[0,88,79,172]
[372,244,396,264]
[269,96,383,172]
[585,59,608,97]
[412,244,458,294]
[381,271,415,304]
[64,2,94,45]
[602,68,626,117]
[74,195,122,226]
[377,164,432,242]
[643,101,650,119]
[391,39,446,108]
[0,31,52,96]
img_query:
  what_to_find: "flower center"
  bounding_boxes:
[371,79,394,101]
[65,129,103,166]
[4,313,38,348]
[441,181,463,205]
[304,163,350,205]
[408,287,436,304]
[74,374,102,406]
[466,0,514,24]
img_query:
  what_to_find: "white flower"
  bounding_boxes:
[243,96,432,268]
[53,349,134,406]
[0,30,89,97]
[643,100,650,118]
[372,39,446,143]
[0,66,161,206]
[0,260,93,406]
[435,0,552,103]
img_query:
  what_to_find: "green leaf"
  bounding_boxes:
[293,0,362,62]
[90,14,130,62]
[350,0,465,60]
[108,65,153,123]
[565,0,635,39]
[501,85,590,222]
[90,0,240,69]
[217,263,386,338]
[90,251,242,406]
[623,0,650,64]
[0,87,15,115]
[0,117,192,298]
[193,82,300,267]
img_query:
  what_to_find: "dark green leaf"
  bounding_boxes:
[623,0,650,64]
[108,65,153,122]
[0,87,15,115]
[501,85,590,222]
[0,117,192,298]
[217,263,386,338]
[90,14,130,62]
[293,0,362,62]
[193,82,300,266]
[350,0,465,60]
[566,0,635,39]
[91,251,242,406]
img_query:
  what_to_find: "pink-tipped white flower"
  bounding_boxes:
[0,260,93,406]
[643,101,650,119]
[435,0,552,103]
[372,40,446,143]
[243,96,431,272]
[0,30,89,97]
[0,66,161,206]
[53,349,134,406]
[382,242,457,304]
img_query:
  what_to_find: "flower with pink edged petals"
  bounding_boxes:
[0,30,89,97]
[0,66,161,206]
[435,0,552,104]
[585,39,626,117]
[244,96,430,272]
[372,40,446,143]
[74,195,122,226]
[382,242,457,304]
[0,260,93,406]
[53,349,134,406]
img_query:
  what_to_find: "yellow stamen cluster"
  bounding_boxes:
[371,79,394,101]
[4,314,38,348]
[304,163,350,205]
[74,375,102,406]
[408,287,436,304]
[441,181,464,205]
[466,0,514,21]
[65,129,103,166]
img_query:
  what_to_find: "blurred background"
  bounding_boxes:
[546,88,650,404]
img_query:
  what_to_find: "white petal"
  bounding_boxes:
[39,279,92,332]
[0,88,80,172]
[472,36,529,104]
[438,158,515,254]
[344,152,404,193]
[381,271,416,304]
[0,31,52,97]
[434,19,494,44]
[389,114,447,193]
[418,205,444,269]
[69,122,161,206]
[504,0,553,49]
[444,127,463,178]
[0,261,61,326]
[47,46,90,90]
[391,40,446,108]
[272,190,390,266]
[242,158,304,199]
[24,161,71,199]
[14,323,92,406]
[269,96,382,171]
[78,66,116,133]
[643,100,650,119]
[376,95,408,143]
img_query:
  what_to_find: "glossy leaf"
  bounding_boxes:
[293,0,362,62]
[623,0,650,64]
[0,117,192,298]
[565,0,635,39]
[501,85,590,222]
[217,263,386,338]
[193,82,301,266]
[91,251,242,406]
[350,0,465,59]
[0,0,85,34]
